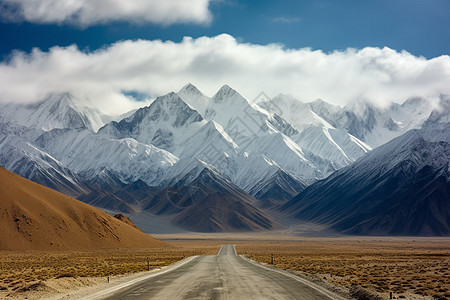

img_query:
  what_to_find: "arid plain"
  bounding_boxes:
[1,235,449,300]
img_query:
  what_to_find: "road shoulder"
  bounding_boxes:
[239,254,350,300]
[45,256,198,300]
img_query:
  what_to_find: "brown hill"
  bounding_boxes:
[114,214,142,232]
[0,167,166,250]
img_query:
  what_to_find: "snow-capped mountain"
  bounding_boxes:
[0,93,113,132]
[176,84,320,188]
[99,92,206,155]
[308,95,449,147]
[178,84,297,139]
[260,94,372,175]
[1,83,448,234]
[259,94,332,131]
[162,150,307,207]
[0,120,44,142]
[100,86,318,192]
[246,132,318,183]
[230,152,286,192]
[292,126,371,170]
[177,83,210,116]
[35,128,178,185]
[282,123,450,235]
[0,134,89,197]
[178,120,238,161]
[3,85,445,195]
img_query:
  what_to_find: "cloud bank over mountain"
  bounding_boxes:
[0,34,449,114]
[0,0,212,26]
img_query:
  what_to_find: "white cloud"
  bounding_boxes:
[0,0,212,26]
[0,34,449,114]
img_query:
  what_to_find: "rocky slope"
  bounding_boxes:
[282,123,450,236]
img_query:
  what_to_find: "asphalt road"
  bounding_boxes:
[98,245,345,300]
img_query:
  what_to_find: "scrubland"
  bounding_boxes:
[1,236,449,300]
[0,243,221,298]
[236,238,450,300]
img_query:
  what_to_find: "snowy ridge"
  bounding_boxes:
[0,93,112,132]
[35,128,178,185]
[246,133,318,183]
[179,120,238,160]
[100,92,206,155]
[230,152,283,192]
[261,94,372,175]
[356,123,450,177]
[0,134,89,197]
[177,83,210,116]
[0,121,44,142]
[200,85,296,138]
[0,84,449,223]
[282,123,450,235]
[311,95,449,147]
[259,94,332,131]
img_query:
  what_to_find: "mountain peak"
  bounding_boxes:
[139,93,203,126]
[212,84,239,103]
[177,83,210,114]
[24,92,98,131]
[312,98,326,105]
[150,92,199,115]
[179,83,203,96]
[46,92,79,109]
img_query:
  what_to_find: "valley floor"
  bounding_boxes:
[1,235,449,300]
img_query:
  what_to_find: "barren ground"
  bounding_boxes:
[0,243,221,299]
[1,235,449,300]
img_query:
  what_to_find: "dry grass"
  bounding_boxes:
[236,238,450,300]
[0,243,220,296]
[2,235,449,300]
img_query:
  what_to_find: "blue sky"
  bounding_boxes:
[0,0,449,114]
[1,0,448,59]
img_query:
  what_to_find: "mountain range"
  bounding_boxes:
[282,122,450,236]
[1,84,448,235]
